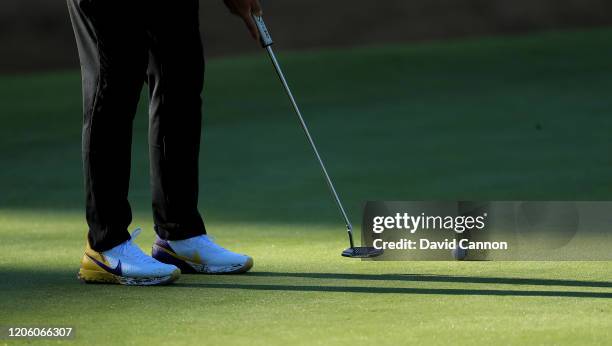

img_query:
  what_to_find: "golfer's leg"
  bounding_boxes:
[147,0,206,240]
[68,0,148,251]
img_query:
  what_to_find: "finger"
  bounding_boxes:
[251,0,263,16]
[243,15,260,41]
[223,0,238,15]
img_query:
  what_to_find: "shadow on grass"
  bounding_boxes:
[174,271,612,299]
[176,282,612,299]
[246,272,612,288]
[2,269,611,300]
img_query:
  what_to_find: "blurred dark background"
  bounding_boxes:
[2,0,612,74]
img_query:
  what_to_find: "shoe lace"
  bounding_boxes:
[119,228,158,264]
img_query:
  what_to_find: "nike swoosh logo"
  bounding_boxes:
[87,254,122,276]
[161,247,203,264]
[192,252,202,264]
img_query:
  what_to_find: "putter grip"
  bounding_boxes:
[252,15,274,47]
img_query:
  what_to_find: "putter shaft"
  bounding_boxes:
[265,46,355,248]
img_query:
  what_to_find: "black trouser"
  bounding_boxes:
[68,0,206,252]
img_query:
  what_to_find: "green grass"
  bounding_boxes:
[1,28,612,345]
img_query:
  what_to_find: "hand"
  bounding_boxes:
[223,0,263,41]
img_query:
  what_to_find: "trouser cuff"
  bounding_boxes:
[154,224,206,241]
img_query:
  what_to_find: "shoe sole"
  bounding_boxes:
[152,245,254,274]
[78,268,180,286]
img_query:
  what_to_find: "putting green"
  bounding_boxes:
[1,28,611,345]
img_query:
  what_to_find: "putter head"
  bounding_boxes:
[342,247,384,258]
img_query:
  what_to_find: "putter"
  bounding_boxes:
[252,14,383,259]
